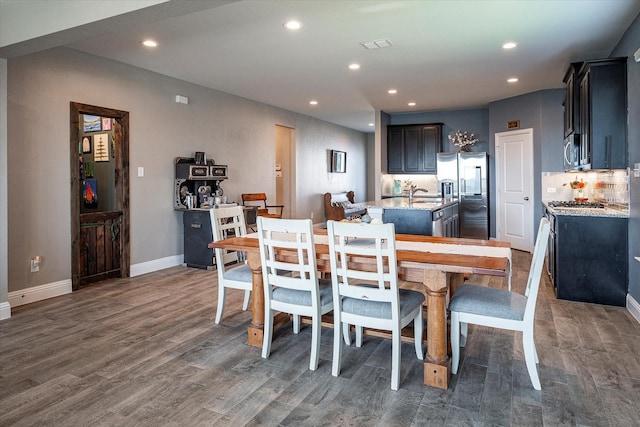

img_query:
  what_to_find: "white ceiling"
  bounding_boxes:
[42,1,640,131]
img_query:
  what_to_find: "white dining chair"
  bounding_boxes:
[210,206,252,324]
[326,220,424,391]
[449,217,550,390]
[257,216,333,371]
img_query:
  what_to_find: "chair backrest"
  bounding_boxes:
[327,221,400,317]
[210,206,247,266]
[257,216,320,294]
[522,217,551,322]
[242,193,268,208]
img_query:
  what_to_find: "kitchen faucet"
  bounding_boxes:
[408,185,429,202]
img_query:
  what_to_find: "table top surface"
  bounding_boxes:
[210,230,510,277]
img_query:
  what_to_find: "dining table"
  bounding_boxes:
[209,227,511,389]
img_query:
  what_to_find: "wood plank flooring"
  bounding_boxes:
[1,250,640,426]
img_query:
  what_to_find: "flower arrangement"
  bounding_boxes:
[448,130,479,151]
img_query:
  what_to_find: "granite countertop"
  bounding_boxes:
[364,197,458,210]
[542,201,629,218]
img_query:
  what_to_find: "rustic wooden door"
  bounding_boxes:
[70,103,130,290]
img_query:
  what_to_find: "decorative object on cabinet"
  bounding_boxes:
[174,157,227,210]
[388,123,442,174]
[448,129,479,152]
[324,191,367,221]
[331,150,346,173]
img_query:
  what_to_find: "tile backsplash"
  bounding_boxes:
[381,174,438,196]
[541,169,629,206]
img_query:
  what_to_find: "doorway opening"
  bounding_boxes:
[275,125,295,218]
[70,103,130,290]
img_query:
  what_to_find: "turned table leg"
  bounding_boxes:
[246,251,265,347]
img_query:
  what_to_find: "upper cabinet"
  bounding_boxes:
[387,124,442,174]
[563,63,581,138]
[563,57,627,171]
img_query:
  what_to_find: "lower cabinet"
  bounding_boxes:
[553,214,627,306]
[183,210,214,269]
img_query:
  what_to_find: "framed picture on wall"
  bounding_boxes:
[331,150,346,173]
[93,133,109,162]
[82,136,91,154]
[83,115,101,132]
[83,179,98,209]
[102,117,112,131]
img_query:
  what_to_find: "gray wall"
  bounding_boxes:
[489,89,564,237]
[611,12,640,303]
[7,47,366,293]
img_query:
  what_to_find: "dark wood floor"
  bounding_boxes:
[1,250,640,426]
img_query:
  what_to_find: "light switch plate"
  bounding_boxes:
[138,167,144,177]
[546,187,556,193]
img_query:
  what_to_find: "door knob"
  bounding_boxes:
[524,197,530,201]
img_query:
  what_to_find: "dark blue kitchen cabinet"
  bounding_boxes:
[387,124,442,174]
[553,213,627,306]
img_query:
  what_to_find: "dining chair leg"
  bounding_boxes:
[262,308,274,359]
[523,328,541,390]
[460,321,468,347]
[342,323,351,345]
[414,310,424,360]
[309,314,321,371]
[332,321,343,377]
[293,314,301,334]
[451,311,461,374]
[355,326,363,348]
[215,286,226,324]
[242,290,251,311]
[391,328,401,391]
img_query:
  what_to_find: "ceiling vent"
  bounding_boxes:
[360,39,393,50]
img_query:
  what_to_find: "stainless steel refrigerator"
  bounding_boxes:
[436,152,488,239]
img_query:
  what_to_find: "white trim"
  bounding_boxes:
[8,279,72,308]
[130,254,184,277]
[0,301,10,320]
[627,294,640,324]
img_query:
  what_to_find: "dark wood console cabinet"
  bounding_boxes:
[388,124,442,174]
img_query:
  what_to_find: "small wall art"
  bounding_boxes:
[93,133,109,162]
[83,179,98,208]
[331,150,346,173]
[83,115,101,132]
[82,136,91,153]
[101,117,112,131]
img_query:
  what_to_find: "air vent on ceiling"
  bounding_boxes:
[359,39,393,50]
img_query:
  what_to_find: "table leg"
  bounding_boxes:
[246,251,265,347]
[423,269,453,389]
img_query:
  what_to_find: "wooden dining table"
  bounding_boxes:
[209,228,510,389]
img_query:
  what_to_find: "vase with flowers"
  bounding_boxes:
[448,130,479,152]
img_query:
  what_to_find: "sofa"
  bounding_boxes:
[324,191,367,221]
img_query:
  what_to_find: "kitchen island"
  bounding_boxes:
[363,197,459,237]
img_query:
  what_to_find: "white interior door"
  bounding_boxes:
[495,129,534,252]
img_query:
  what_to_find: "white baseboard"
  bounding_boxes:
[627,294,640,324]
[0,302,11,320]
[130,254,184,277]
[8,279,72,308]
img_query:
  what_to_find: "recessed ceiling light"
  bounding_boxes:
[141,40,157,47]
[284,20,302,30]
[388,89,397,94]
[502,42,517,49]
[309,100,318,105]
[507,77,519,83]
[348,63,361,70]
[369,123,374,127]
[408,102,416,106]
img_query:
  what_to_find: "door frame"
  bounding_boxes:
[70,102,130,290]
[495,128,534,252]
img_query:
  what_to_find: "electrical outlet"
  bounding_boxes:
[547,187,556,193]
[310,212,314,219]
